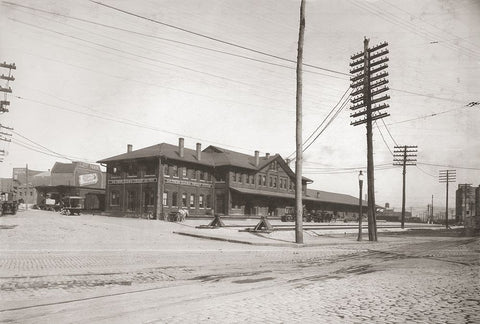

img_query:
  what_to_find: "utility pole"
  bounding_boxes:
[439,170,456,229]
[294,0,306,244]
[25,163,29,211]
[393,145,417,229]
[349,38,390,241]
[0,62,16,159]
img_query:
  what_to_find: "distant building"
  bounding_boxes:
[11,167,48,204]
[456,184,478,224]
[98,138,368,219]
[456,184,480,234]
[376,203,412,222]
[35,162,106,210]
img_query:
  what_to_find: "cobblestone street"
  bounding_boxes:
[1,210,479,323]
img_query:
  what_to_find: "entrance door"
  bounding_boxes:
[127,190,137,212]
[216,194,225,215]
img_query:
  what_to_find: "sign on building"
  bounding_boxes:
[78,173,99,186]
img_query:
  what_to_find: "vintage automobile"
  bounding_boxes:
[0,192,17,216]
[60,196,85,215]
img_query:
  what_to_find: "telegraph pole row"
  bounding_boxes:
[0,61,16,114]
[349,38,391,241]
[393,145,417,229]
[439,169,456,229]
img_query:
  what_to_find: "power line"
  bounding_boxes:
[10,17,348,110]
[89,0,350,77]
[287,87,351,159]
[13,95,266,154]
[2,1,349,81]
[350,0,480,58]
[417,162,480,171]
[11,130,73,161]
[375,120,394,156]
[381,118,398,146]
[385,104,471,126]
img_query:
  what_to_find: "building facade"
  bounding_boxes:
[35,162,106,210]
[456,184,480,234]
[98,138,367,219]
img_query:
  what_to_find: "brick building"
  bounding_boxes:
[98,138,367,219]
[456,184,480,234]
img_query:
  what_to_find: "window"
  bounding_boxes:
[206,172,211,181]
[199,195,204,208]
[262,175,266,186]
[199,170,205,181]
[249,175,254,184]
[127,164,137,177]
[144,190,155,206]
[273,177,277,188]
[163,164,169,176]
[236,173,241,183]
[182,193,187,207]
[182,167,187,178]
[190,194,195,208]
[246,174,250,184]
[163,192,168,206]
[258,175,262,185]
[145,161,156,176]
[112,165,122,177]
[110,191,120,206]
[172,192,178,206]
[231,173,236,182]
[172,165,178,177]
[269,177,273,187]
[206,195,211,208]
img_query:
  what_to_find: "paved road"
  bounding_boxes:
[1,210,478,323]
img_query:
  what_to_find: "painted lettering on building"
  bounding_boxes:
[108,178,158,184]
[165,178,212,188]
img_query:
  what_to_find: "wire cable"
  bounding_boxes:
[89,0,350,76]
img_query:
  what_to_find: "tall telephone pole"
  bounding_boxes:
[294,0,306,244]
[439,170,456,229]
[349,38,390,241]
[393,145,417,228]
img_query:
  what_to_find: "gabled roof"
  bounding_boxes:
[305,189,367,206]
[204,145,275,170]
[97,143,214,166]
[51,162,76,173]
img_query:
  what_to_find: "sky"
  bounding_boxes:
[0,0,479,215]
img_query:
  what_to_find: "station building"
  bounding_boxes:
[98,138,366,220]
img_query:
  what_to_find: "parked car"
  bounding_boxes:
[60,196,85,215]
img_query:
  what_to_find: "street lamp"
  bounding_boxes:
[357,170,364,241]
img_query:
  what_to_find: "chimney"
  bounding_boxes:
[196,143,201,161]
[127,144,133,153]
[255,151,259,167]
[265,153,270,159]
[178,138,184,158]
[316,192,320,198]
[286,158,290,166]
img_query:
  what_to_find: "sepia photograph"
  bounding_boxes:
[0,0,479,323]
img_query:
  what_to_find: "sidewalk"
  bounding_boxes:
[173,218,438,247]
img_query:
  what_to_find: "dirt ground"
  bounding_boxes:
[1,210,478,323]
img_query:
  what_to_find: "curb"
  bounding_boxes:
[173,231,302,247]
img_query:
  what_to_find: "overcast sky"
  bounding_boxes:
[1,0,479,213]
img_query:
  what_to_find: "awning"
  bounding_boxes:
[230,186,362,207]
[230,187,295,200]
